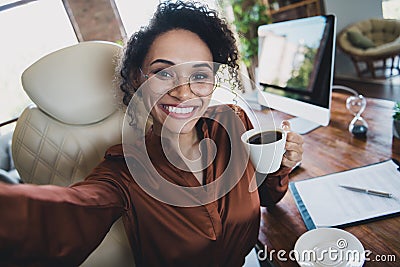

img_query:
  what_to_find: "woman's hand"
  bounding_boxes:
[258,121,304,207]
[281,120,303,170]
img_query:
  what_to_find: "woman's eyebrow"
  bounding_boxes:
[149,60,212,70]
[192,63,213,70]
[150,59,174,66]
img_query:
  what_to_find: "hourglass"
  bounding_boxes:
[346,95,368,137]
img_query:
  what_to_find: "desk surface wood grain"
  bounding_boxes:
[256,92,400,266]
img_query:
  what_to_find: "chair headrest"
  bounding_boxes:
[22,41,122,125]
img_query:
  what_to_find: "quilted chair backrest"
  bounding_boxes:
[357,18,400,45]
[338,18,400,56]
[13,106,123,185]
[12,41,135,267]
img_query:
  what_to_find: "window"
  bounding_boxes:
[382,0,400,20]
[0,0,78,134]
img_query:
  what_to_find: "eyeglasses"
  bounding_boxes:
[140,67,216,97]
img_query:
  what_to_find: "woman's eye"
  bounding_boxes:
[154,70,174,80]
[191,72,213,82]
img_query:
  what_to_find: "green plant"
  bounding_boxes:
[394,102,400,120]
[115,40,124,46]
[229,0,271,69]
[286,45,317,89]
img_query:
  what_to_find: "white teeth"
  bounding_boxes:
[163,105,194,114]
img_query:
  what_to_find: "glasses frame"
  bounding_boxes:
[139,67,216,97]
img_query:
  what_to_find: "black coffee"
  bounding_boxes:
[247,130,282,145]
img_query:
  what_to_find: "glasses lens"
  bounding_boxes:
[154,69,175,81]
[189,71,215,96]
[143,63,216,96]
[145,69,176,94]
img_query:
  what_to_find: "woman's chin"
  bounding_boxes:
[162,120,198,135]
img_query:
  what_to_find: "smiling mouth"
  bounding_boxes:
[162,104,194,114]
[160,104,198,118]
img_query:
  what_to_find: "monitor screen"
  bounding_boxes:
[257,15,336,134]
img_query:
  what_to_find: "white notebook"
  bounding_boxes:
[289,160,400,228]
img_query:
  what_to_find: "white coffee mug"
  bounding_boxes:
[241,128,287,173]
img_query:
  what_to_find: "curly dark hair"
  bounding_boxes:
[118,0,241,108]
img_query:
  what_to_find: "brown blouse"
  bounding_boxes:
[0,105,290,267]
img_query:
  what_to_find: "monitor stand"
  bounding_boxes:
[288,117,321,134]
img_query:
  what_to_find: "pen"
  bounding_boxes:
[339,185,393,198]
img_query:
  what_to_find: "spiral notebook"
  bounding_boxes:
[289,159,400,229]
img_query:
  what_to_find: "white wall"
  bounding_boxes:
[323,0,383,79]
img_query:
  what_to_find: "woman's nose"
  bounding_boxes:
[168,82,194,99]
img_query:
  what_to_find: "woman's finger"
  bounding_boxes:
[281,120,291,131]
[285,142,304,154]
[286,132,304,144]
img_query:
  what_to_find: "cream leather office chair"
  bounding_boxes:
[12,41,135,267]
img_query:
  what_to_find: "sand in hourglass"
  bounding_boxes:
[346,95,368,137]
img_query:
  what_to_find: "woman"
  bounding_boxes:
[0,1,303,266]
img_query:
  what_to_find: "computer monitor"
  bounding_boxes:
[257,15,336,134]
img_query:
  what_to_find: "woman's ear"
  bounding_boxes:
[130,69,143,89]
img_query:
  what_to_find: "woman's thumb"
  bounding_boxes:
[281,120,291,131]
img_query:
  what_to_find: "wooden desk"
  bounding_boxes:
[257,92,400,266]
